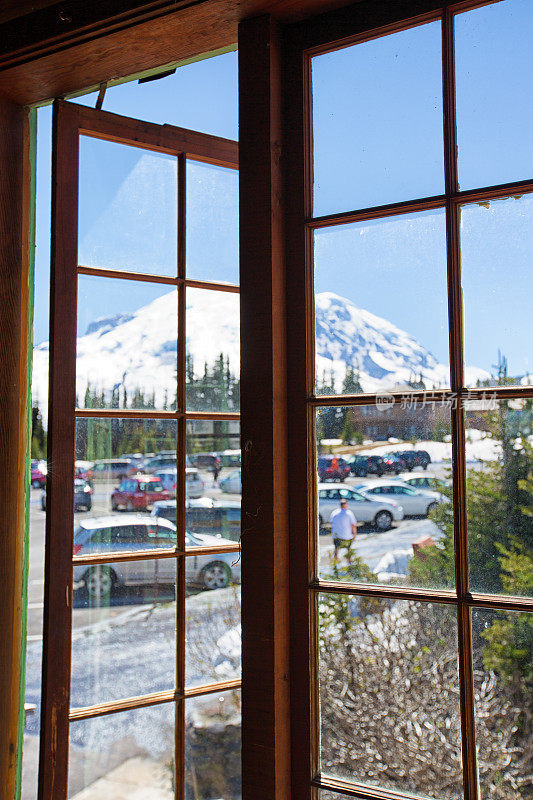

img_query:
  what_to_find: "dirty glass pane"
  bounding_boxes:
[319,597,462,798]
[185,690,241,800]
[315,404,454,590]
[68,704,174,798]
[314,209,449,396]
[455,0,533,190]
[78,136,178,276]
[77,275,178,410]
[472,608,532,800]
[460,194,533,388]
[186,583,241,688]
[312,21,444,216]
[465,398,533,597]
[186,160,239,285]
[185,287,240,412]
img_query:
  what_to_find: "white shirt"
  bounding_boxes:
[330,507,356,540]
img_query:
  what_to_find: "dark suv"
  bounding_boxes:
[317,455,350,482]
[381,453,407,475]
[397,450,431,470]
[188,452,221,473]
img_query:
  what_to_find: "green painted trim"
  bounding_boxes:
[15,106,37,800]
[32,43,238,107]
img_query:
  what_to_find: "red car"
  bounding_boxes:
[111,475,169,511]
[317,455,351,482]
[31,460,47,489]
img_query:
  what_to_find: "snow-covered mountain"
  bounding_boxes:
[31,289,489,411]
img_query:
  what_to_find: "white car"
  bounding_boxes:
[152,468,205,499]
[317,483,404,532]
[219,469,241,494]
[396,472,451,492]
[72,515,240,599]
[355,480,443,517]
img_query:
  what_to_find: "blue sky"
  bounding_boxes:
[34,0,532,378]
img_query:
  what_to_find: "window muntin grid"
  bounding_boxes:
[40,100,240,800]
[303,4,533,800]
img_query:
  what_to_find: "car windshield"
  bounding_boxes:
[140,481,163,492]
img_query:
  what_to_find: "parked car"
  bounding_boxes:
[346,454,370,477]
[111,475,169,511]
[366,455,386,477]
[219,469,241,494]
[317,455,350,482]
[380,453,407,475]
[41,478,93,511]
[188,452,221,473]
[218,449,241,468]
[30,459,47,489]
[153,468,204,498]
[355,480,442,517]
[397,472,450,492]
[72,515,241,599]
[317,483,404,532]
[121,453,146,472]
[89,459,135,482]
[144,454,177,473]
[152,498,241,542]
[395,450,431,470]
[74,460,93,481]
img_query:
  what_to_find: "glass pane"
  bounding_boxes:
[68,703,174,798]
[312,22,444,216]
[186,419,241,514]
[77,276,178,410]
[461,194,533,387]
[186,160,239,284]
[185,689,241,800]
[71,560,176,707]
[186,287,240,412]
[472,608,532,800]
[455,0,533,190]
[465,398,533,597]
[319,597,462,798]
[314,210,449,396]
[186,583,241,687]
[74,418,177,555]
[316,404,454,589]
[78,136,178,276]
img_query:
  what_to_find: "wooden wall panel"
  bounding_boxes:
[239,15,291,800]
[0,95,32,800]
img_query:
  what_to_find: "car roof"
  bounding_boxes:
[317,482,363,490]
[355,479,415,489]
[77,514,175,529]
[396,471,439,480]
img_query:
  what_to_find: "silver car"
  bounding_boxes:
[355,480,443,517]
[72,515,240,601]
[318,483,404,532]
[152,467,205,499]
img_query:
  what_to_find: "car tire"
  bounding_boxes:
[200,561,231,590]
[83,566,115,602]
[41,497,46,511]
[85,499,92,511]
[426,502,438,517]
[374,510,393,531]
[339,476,345,483]
[423,463,428,470]
[111,499,118,511]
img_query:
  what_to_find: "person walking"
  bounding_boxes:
[330,498,357,563]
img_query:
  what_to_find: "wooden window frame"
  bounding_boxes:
[40,98,240,799]
[282,2,533,800]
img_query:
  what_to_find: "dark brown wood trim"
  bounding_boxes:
[57,99,239,166]
[307,194,447,228]
[74,408,241,420]
[313,774,422,800]
[38,99,79,800]
[77,265,240,293]
[68,678,242,722]
[239,16,291,800]
[72,544,239,566]
[0,96,31,800]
